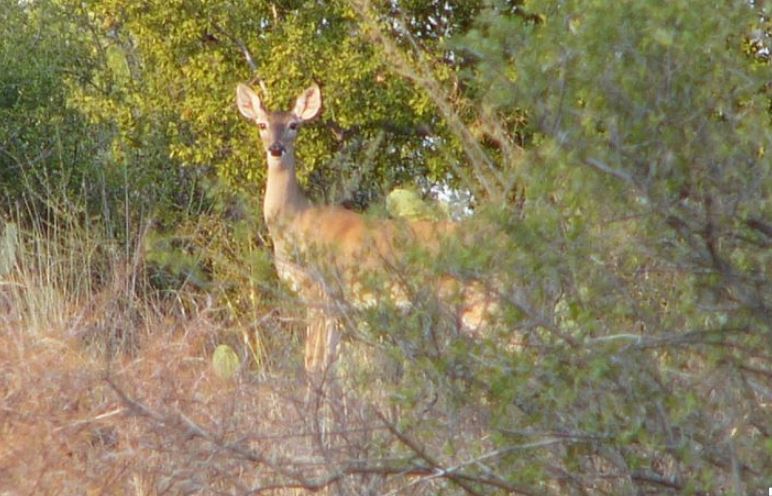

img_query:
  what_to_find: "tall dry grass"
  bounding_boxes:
[1,202,469,495]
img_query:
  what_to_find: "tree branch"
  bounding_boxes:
[209,22,268,97]
[373,409,539,495]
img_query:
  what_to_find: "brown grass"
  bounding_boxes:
[0,201,483,496]
[0,260,458,495]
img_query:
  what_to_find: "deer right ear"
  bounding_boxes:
[236,84,265,121]
[292,83,322,122]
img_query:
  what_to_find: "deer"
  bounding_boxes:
[236,82,496,375]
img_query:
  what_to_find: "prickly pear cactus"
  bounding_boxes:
[212,344,240,380]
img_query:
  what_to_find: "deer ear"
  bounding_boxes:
[292,83,322,122]
[236,84,266,121]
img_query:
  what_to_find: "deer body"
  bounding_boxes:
[237,83,491,373]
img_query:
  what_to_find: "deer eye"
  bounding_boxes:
[288,122,299,131]
[257,122,267,130]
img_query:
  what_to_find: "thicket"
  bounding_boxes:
[1,0,769,494]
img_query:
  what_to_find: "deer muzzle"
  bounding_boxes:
[268,142,286,157]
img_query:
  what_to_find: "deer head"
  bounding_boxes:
[236,83,322,170]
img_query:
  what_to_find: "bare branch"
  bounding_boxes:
[351,0,507,201]
[373,409,539,495]
[584,157,634,184]
[105,376,165,422]
[209,21,268,97]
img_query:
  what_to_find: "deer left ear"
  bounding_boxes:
[236,84,267,121]
[292,83,322,122]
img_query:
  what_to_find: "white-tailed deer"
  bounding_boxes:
[236,83,495,374]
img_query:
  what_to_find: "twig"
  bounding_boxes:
[584,157,634,184]
[209,22,268,96]
[105,376,165,422]
[373,409,539,495]
[630,469,683,491]
[352,0,505,201]
[106,375,469,494]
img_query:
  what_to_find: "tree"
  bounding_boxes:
[0,0,95,206]
[335,0,771,493]
[64,0,497,204]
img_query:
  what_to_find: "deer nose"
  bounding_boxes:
[268,142,285,157]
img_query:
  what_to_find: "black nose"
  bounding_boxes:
[268,143,285,157]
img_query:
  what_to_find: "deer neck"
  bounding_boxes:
[263,154,310,232]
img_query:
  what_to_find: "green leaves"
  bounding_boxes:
[337,0,772,492]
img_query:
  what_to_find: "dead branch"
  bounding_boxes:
[209,21,268,97]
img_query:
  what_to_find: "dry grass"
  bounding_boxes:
[0,300,305,493]
[0,241,465,495]
[0,190,494,495]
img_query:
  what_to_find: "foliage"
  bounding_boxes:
[1,0,770,494]
[385,187,448,220]
[338,0,771,493]
[0,0,94,203]
[62,0,490,205]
